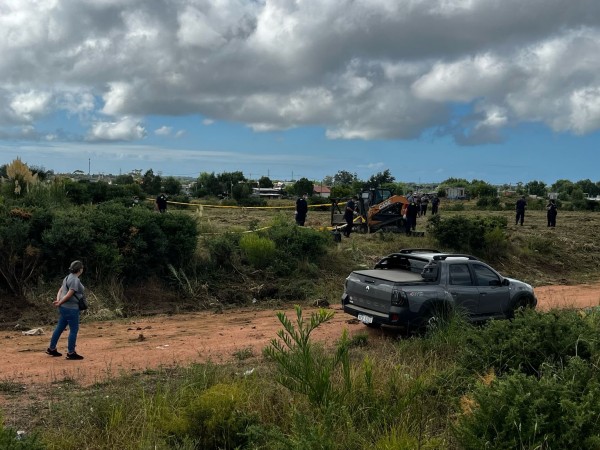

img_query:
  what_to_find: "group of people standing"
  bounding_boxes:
[403,193,440,235]
[515,195,558,227]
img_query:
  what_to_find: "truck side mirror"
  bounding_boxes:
[502,278,510,286]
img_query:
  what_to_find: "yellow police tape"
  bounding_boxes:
[146,199,358,234]
[166,200,332,209]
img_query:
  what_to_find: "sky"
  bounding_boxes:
[1,0,600,186]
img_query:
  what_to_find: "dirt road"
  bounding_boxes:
[2,283,599,387]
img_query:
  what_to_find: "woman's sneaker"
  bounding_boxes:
[46,348,62,357]
[66,352,84,360]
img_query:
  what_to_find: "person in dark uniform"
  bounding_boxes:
[515,196,527,225]
[156,193,168,213]
[546,199,557,227]
[295,193,308,226]
[404,200,419,235]
[420,194,429,216]
[431,196,440,215]
[344,196,358,237]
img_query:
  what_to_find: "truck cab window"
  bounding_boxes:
[449,264,473,286]
[473,264,501,286]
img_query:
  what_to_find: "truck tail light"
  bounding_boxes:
[391,288,408,306]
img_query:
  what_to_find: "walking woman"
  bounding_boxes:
[46,260,86,360]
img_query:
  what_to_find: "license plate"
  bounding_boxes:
[358,314,373,324]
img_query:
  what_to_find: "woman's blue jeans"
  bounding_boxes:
[49,306,80,354]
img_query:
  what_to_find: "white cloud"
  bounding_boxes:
[1,0,600,145]
[10,91,52,121]
[154,126,172,136]
[87,117,146,141]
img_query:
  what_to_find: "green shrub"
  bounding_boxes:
[204,233,241,269]
[485,197,501,210]
[239,233,276,268]
[428,214,508,257]
[459,309,600,377]
[179,382,255,449]
[444,202,465,211]
[0,208,44,295]
[0,424,44,450]
[455,357,600,449]
[237,197,267,207]
[264,307,351,407]
[266,218,331,275]
[482,226,510,261]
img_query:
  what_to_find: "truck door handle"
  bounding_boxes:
[450,292,458,296]
[480,293,487,296]
[364,280,375,284]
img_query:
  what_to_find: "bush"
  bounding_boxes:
[0,423,44,449]
[263,306,351,407]
[475,196,501,210]
[459,309,600,377]
[179,382,255,449]
[455,357,600,449]
[0,201,200,290]
[204,233,241,269]
[428,214,508,257]
[240,234,277,268]
[266,218,331,275]
[0,208,44,295]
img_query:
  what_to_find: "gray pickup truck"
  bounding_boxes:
[342,248,537,332]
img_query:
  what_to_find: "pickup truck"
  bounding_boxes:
[341,249,537,332]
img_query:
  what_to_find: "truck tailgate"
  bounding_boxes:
[346,270,422,314]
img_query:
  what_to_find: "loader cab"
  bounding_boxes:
[363,188,393,207]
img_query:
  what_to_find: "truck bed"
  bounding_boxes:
[353,269,425,283]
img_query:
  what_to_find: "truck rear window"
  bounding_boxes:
[375,255,428,273]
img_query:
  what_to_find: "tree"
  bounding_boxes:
[575,179,599,197]
[330,185,354,198]
[232,182,252,201]
[163,176,182,195]
[258,176,273,188]
[141,169,162,195]
[196,172,221,197]
[332,170,358,186]
[550,179,574,196]
[217,171,247,197]
[293,178,314,197]
[29,165,53,182]
[365,169,395,189]
[470,180,497,198]
[114,174,135,185]
[525,180,547,197]
[441,177,469,187]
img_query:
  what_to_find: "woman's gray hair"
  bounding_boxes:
[68,260,84,273]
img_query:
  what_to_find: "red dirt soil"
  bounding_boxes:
[2,283,600,387]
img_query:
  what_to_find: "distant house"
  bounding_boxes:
[446,187,467,200]
[313,185,331,198]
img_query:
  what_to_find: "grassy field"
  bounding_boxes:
[191,199,600,286]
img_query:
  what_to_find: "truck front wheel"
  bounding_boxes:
[510,295,535,318]
[418,305,450,335]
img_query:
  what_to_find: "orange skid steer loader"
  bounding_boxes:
[331,188,409,233]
